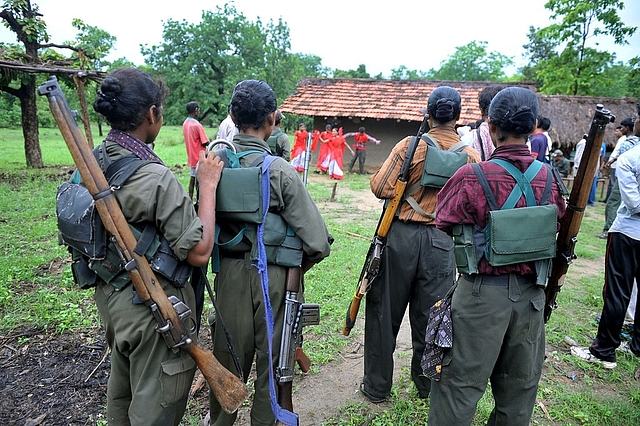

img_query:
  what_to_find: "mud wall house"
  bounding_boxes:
[279,78,637,170]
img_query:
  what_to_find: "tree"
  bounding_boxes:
[333,64,371,78]
[426,41,514,81]
[1,0,49,167]
[523,0,637,95]
[1,1,112,167]
[389,65,428,80]
[143,3,327,126]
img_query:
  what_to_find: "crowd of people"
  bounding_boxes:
[63,66,638,426]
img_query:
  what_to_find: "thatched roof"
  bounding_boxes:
[537,95,637,148]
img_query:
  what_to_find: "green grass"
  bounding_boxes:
[1,127,639,425]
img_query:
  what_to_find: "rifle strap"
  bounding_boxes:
[204,273,244,377]
[254,153,299,426]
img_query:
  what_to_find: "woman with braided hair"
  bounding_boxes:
[432,87,566,425]
[207,79,331,426]
[92,67,223,425]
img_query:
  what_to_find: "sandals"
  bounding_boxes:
[359,382,388,403]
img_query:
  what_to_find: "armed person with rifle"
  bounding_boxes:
[207,80,331,426]
[571,103,640,368]
[359,86,481,403]
[431,87,567,426]
[42,67,248,425]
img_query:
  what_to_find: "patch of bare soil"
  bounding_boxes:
[0,328,109,426]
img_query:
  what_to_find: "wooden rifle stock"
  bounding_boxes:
[38,76,250,413]
[342,114,429,336]
[544,104,615,323]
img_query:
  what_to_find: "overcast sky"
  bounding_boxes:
[1,0,638,77]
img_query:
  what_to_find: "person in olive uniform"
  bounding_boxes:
[208,80,332,426]
[92,67,223,426]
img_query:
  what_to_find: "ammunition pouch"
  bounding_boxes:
[68,223,192,290]
[257,212,304,268]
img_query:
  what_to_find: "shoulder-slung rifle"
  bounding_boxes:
[342,113,429,336]
[38,76,250,413]
[544,104,615,323]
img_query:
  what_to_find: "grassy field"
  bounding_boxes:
[0,125,639,425]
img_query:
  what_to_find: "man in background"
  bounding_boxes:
[572,106,640,367]
[183,101,209,201]
[343,126,381,174]
[217,109,239,143]
[551,149,570,177]
[529,116,548,162]
[267,109,291,160]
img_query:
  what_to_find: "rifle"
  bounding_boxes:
[276,268,319,425]
[342,113,429,336]
[544,104,615,323]
[277,139,319,425]
[302,132,313,186]
[38,76,250,414]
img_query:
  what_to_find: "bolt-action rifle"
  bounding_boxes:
[38,76,250,413]
[342,113,429,336]
[544,104,615,323]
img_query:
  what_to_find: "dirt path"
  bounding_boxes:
[293,314,413,425]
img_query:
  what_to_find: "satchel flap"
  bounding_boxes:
[420,147,468,188]
[489,204,557,254]
[216,167,263,223]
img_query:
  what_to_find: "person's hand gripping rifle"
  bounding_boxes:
[342,113,429,336]
[38,76,250,414]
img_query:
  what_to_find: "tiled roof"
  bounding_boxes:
[280,78,536,125]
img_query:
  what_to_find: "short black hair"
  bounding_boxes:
[621,117,634,131]
[186,101,199,114]
[478,85,505,115]
[541,116,551,131]
[358,126,365,133]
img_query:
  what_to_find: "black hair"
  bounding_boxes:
[427,86,461,124]
[274,110,284,125]
[229,80,277,132]
[621,117,634,131]
[358,126,365,133]
[186,101,199,114]
[94,67,166,131]
[488,87,538,142]
[478,85,505,115]
[541,116,551,131]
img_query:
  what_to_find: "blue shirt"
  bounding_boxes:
[609,140,640,241]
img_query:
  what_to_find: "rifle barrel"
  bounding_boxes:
[544,104,615,323]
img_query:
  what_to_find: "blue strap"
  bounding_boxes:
[255,153,299,426]
[490,159,542,209]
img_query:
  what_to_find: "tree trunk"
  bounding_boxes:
[20,76,43,168]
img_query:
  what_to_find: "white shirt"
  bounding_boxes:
[217,115,239,142]
[610,135,626,169]
[609,143,640,240]
[573,138,586,177]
